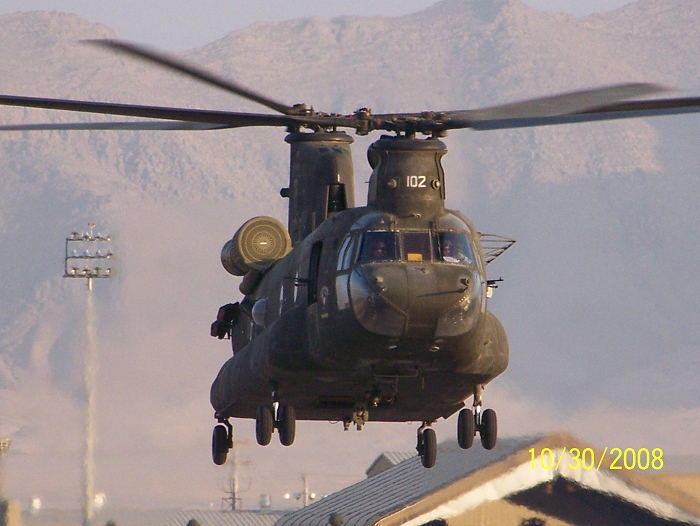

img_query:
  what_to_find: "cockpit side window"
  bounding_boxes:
[335,235,356,311]
[403,232,432,262]
[337,235,353,271]
[342,235,357,270]
[358,231,397,263]
[438,232,474,265]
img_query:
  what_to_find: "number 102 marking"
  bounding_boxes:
[406,175,427,188]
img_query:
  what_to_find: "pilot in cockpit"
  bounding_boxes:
[440,233,472,264]
[371,240,387,259]
[443,239,457,259]
[360,231,396,263]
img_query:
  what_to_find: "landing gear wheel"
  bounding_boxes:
[277,404,296,446]
[457,408,475,449]
[419,428,437,469]
[479,408,497,450]
[212,424,229,465]
[256,405,273,446]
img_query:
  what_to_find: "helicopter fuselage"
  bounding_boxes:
[210,135,509,425]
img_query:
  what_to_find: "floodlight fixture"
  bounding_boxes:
[64,223,114,290]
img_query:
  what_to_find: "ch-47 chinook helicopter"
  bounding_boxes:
[1,41,699,469]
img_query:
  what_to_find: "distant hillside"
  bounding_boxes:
[0,0,698,509]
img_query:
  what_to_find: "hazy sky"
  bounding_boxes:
[0,0,634,50]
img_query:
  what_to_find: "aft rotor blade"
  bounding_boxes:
[0,94,311,128]
[443,83,669,124]
[0,121,231,131]
[87,39,299,116]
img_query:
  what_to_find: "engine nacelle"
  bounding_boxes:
[221,216,292,276]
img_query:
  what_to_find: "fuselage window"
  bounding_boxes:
[403,232,432,262]
[358,231,397,263]
[437,232,474,265]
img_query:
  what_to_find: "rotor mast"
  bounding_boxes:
[283,132,355,245]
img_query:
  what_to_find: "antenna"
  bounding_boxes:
[221,439,251,511]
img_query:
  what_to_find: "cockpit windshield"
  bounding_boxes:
[403,232,431,262]
[358,231,397,263]
[437,232,473,264]
[352,230,474,266]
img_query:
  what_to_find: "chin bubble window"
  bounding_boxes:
[358,231,397,263]
[438,232,473,265]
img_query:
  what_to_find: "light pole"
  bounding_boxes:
[0,439,10,501]
[64,224,113,526]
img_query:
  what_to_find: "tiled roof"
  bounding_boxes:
[365,451,418,478]
[275,436,541,526]
[166,509,286,526]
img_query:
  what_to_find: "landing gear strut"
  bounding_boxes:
[212,418,233,465]
[255,388,296,447]
[462,384,497,451]
[416,422,437,468]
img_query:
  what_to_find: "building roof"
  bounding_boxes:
[276,432,700,526]
[276,435,541,526]
[166,509,286,526]
[365,451,417,478]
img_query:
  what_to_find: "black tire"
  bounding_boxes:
[256,405,273,446]
[421,428,437,468]
[278,404,296,446]
[480,408,497,450]
[212,424,229,465]
[457,408,475,449]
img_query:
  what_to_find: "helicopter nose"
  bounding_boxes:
[404,264,481,338]
[349,264,481,338]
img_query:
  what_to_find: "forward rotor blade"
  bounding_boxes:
[87,39,299,116]
[443,82,669,124]
[366,83,676,133]
[0,121,231,131]
[0,94,304,128]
